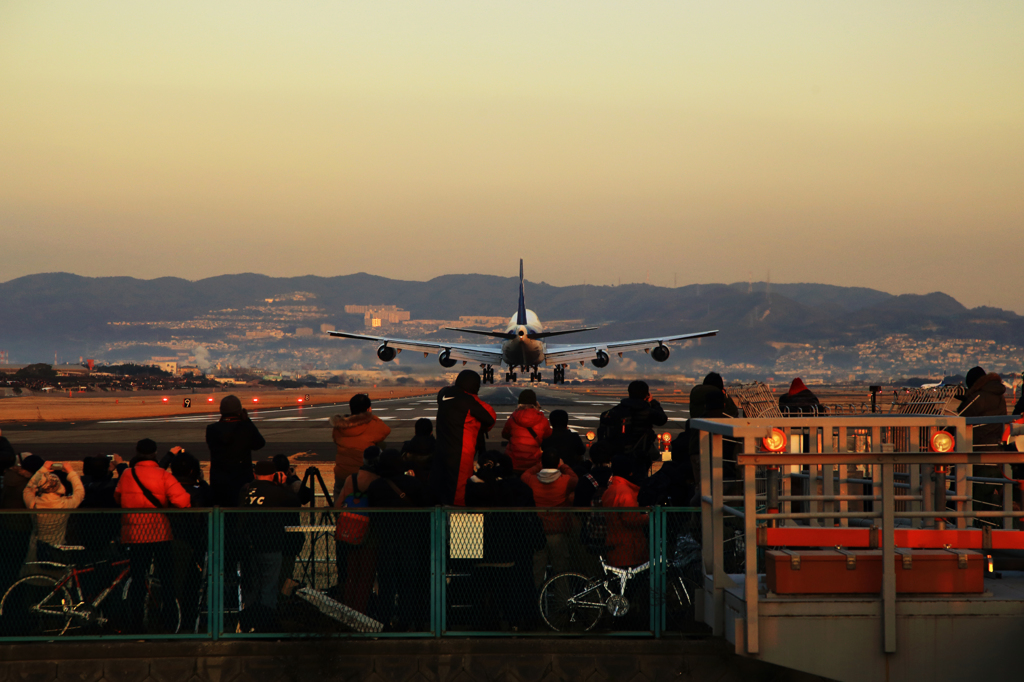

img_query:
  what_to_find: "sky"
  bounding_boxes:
[1,2,1022,312]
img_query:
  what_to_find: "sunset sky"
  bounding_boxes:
[2,2,1022,311]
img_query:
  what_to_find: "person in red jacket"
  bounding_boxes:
[430,370,497,506]
[601,456,648,568]
[113,439,191,632]
[521,447,578,587]
[502,390,553,475]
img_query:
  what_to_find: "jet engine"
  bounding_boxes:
[591,350,610,368]
[438,350,458,368]
[377,344,397,362]
[651,344,670,362]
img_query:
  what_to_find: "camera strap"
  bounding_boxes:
[130,468,164,509]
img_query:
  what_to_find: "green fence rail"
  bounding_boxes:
[0,507,707,640]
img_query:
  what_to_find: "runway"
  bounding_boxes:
[3,386,691,463]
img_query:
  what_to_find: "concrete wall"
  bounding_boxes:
[0,639,830,682]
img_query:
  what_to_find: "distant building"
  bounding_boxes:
[178,365,202,376]
[151,361,178,374]
[295,327,314,337]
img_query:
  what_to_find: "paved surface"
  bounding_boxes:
[3,386,691,462]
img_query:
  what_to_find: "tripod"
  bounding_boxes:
[294,465,338,592]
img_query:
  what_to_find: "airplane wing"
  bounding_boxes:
[544,329,718,364]
[326,331,504,365]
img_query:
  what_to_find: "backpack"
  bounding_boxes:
[596,407,630,444]
[580,473,611,555]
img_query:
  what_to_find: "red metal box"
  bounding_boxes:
[765,549,984,595]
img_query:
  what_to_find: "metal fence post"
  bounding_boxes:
[431,506,440,638]
[881,464,896,653]
[438,506,448,636]
[211,507,221,640]
[650,506,660,638]
[743,439,759,654]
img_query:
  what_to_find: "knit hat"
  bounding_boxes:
[702,372,724,390]
[254,460,277,476]
[627,380,649,400]
[454,369,481,396]
[21,454,44,474]
[220,395,242,416]
[37,472,64,495]
[966,367,986,389]
[518,389,538,405]
[136,438,158,455]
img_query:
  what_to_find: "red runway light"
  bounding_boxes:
[208,397,214,403]
[298,398,303,403]
[253,397,259,403]
[162,397,168,403]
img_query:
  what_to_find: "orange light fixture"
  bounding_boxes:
[661,432,672,443]
[762,428,787,453]
[586,431,596,442]
[930,431,955,453]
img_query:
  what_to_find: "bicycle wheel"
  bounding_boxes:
[1,575,74,637]
[538,573,605,633]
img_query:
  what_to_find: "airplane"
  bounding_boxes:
[326,260,718,384]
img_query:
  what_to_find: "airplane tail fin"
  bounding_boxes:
[517,259,527,326]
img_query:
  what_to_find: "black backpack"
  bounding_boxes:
[597,406,631,445]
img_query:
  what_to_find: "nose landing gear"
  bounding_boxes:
[552,365,566,384]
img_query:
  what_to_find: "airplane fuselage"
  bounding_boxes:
[500,309,546,368]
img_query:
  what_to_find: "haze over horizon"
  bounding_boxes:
[2,2,1022,312]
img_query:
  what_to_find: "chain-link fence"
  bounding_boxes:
[0,507,712,640]
[0,509,212,640]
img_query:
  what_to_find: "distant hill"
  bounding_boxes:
[2,272,1022,371]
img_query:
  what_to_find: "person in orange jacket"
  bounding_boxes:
[521,447,578,587]
[113,439,191,632]
[502,390,553,475]
[329,394,392,497]
[601,456,649,568]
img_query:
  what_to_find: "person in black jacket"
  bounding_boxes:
[206,395,266,507]
[779,378,824,415]
[541,410,587,467]
[462,451,540,631]
[401,418,435,482]
[598,380,667,482]
[237,459,307,631]
[366,449,429,630]
[430,370,496,506]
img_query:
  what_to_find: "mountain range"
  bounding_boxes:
[1,272,1021,375]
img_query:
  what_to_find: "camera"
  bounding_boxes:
[51,463,63,471]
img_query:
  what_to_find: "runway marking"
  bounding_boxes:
[667,417,689,422]
[266,417,309,421]
[396,408,414,411]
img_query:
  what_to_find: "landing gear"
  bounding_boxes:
[505,371,518,383]
[552,365,566,384]
[482,366,495,384]
[530,370,541,383]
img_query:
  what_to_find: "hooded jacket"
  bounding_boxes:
[330,412,392,483]
[960,373,1008,447]
[114,460,192,544]
[779,378,824,415]
[502,407,553,472]
[601,475,648,567]
[431,382,496,506]
[521,461,577,533]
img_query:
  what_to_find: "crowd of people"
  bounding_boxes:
[0,363,1018,634]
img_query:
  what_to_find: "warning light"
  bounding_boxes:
[930,431,955,453]
[298,398,303,403]
[162,397,168,403]
[586,431,596,442]
[661,432,672,443]
[762,428,788,453]
[208,397,214,403]
[253,397,259,403]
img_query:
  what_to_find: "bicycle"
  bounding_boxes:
[0,545,182,636]
[538,533,706,633]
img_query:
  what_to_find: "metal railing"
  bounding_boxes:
[0,506,704,641]
[693,413,1024,657]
